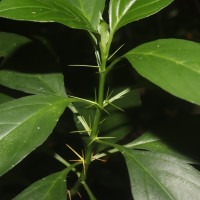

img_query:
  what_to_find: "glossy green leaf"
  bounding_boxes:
[67,0,106,31]
[0,32,31,64]
[0,95,69,176]
[124,39,200,105]
[0,70,67,96]
[122,147,200,200]
[109,0,173,33]
[13,170,68,200]
[0,0,106,32]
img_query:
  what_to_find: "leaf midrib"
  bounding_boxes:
[124,149,175,199]
[42,173,65,200]
[130,51,200,75]
[124,0,161,17]
[19,173,65,199]
[0,97,67,140]
[110,0,136,32]
[4,98,66,168]
[111,0,162,32]
[126,138,159,148]
[0,1,93,30]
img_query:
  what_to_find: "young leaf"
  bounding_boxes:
[109,0,173,33]
[13,170,69,200]
[0,0,106,32]
[122,148,200,200]
[124,39,200,105]
[0,95,69,176]
[0,70,67,96]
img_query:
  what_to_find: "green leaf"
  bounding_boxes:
[115,132,200,200]
[0,0,106,32]
[127,132,177,153]
[122,147,200,200]
[13,170,68,200]
[124,39,200,105]
[67,0,106,31]
[0,93,13,104]
[125,132,194,163]
[0,95,69,176]
[0,70,67,96]
[0,32,31,64]
[109,0,173,33]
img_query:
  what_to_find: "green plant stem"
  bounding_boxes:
[82,181,97,200]
[91,72,106,139]
[71,30,114,198]
[71,70,106,197]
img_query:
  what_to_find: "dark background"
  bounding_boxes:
[0,0,200,199]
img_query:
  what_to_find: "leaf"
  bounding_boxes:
[0,70,67,96]
[122,147,200,200]
[109,0,173,33]
[67,0,106,30]
[0,32,31,64]
[133,115,200,162]
[0,93,14,104]
[98,130,200,199]
[13,170,68,200]
[124,39,200,105]
[125,132,194,163]
[127,132,176,153]
[0,0,106,32]
[0,95,69,176]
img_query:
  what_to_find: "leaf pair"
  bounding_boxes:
[3,1,198,107]
[0,0,173,33]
